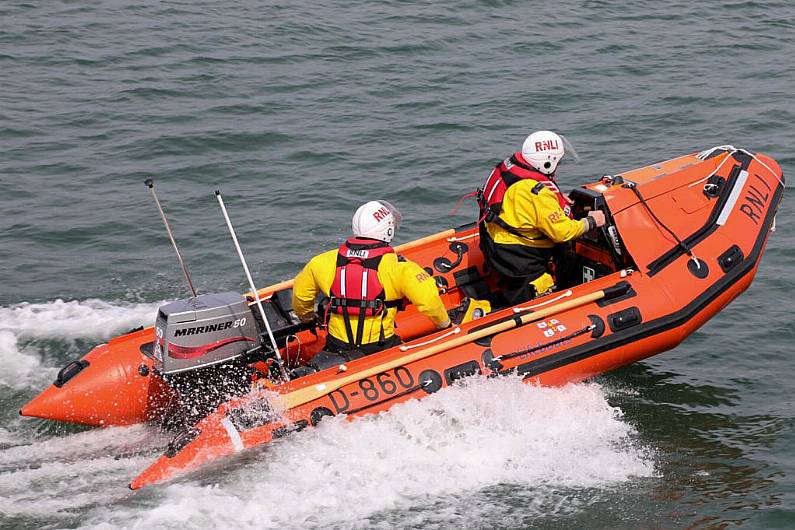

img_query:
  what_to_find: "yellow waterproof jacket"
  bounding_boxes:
[292,248,449,345]
[485,178,589,247]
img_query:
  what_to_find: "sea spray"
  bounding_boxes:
[0,424,165,519]
[0,298,164,341]
[80,377,654,529]
[0,298,165,388]
[0,330,44,389]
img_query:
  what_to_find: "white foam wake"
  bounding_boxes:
[80,377,654,529]
[0,330,45,389]
[0,424,167,519]
[0,298,165,389]
[0,298,164,341]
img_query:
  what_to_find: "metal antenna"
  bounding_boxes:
[144,179,198,298]
[215,190,290,381]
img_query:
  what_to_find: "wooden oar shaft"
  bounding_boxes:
[283,288,606,408]
[251,228,458,298]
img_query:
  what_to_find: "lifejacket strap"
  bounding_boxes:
[491,215,545,242]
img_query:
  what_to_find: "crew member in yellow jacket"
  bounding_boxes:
[478,131,606,305]
[292,200,450,370]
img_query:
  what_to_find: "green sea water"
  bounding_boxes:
[1,1,793,528]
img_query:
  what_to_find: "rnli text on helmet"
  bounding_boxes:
[535,139,560,152]
[372,206,391,222]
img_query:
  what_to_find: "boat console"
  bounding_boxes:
[558,186,632,288]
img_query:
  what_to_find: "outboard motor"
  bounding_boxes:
[151,290,303,428]
[153,291,261,375]
[151,292,261,427]
[138,181,306,428]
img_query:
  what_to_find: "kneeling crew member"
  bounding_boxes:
[478,130,606,306]
[292,200,450,369]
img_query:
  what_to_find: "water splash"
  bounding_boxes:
[0,330,45,389]
[0,298,164,389]
[0,424,166,520]
[0,298,164,341]
[79,377,654,529]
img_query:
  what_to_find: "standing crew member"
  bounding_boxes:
[478,130,606,305]
[292,200,450,370]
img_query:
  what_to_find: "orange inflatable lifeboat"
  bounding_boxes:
[20,146,784,489]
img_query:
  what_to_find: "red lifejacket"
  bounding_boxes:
[328,238,399,346]
[478,152,572,231]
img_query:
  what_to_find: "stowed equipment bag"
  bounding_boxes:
[328,238,402,347]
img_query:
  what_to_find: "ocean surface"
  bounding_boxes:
[1,1,793,528]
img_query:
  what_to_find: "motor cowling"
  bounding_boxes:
[150,290,306,428]
[153,292,261,375]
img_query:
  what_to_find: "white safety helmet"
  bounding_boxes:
[351,200,402,243]
[521,130,576,175]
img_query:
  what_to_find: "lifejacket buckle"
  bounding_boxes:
[372,298,384,316]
